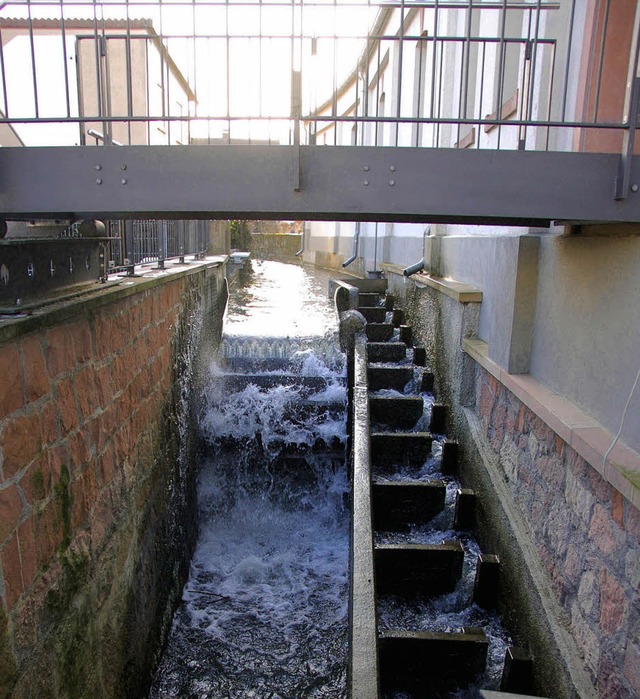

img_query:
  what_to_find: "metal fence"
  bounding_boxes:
[0,1,637,155]
[62,218,210,273]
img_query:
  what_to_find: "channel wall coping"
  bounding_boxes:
[381,264,483,303]
[0,256,227,345]
[463,337,640,510]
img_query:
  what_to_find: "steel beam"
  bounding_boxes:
[1,145,640,224]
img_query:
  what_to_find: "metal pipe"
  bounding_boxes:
[403,224,431,276]
[342,221,361,268]
[403,257,425,276]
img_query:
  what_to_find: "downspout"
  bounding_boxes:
[402,224,431,276]
[342,221,361,268]
[295,224,305,257]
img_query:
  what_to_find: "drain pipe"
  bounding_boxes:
[402,224,431,277]
[342,221,361,268]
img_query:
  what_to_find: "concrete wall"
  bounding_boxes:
[530,234,640,451]
[0,260,227,698]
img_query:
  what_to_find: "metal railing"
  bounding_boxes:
[0,1,637,155]
[61,218,210,273]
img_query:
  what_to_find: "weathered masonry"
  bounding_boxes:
[0,260,227,697]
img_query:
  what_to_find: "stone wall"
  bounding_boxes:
[250,233,302,260]
[474,366,640,699]
[0,261,227,698]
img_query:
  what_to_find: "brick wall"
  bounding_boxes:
[476,367,640,699]
[0,262,226,698]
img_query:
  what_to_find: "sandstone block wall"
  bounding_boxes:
[475,367,640,699]
[0,261,227,698]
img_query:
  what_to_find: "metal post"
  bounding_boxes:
[615,1,640,200]
[179,220,185,263]
[291,69,302,191]
[158,220,166,269]
[124,219,135,275]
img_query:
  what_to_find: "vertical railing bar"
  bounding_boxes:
[125,0,133,144]
[26,0,40,119]
[436,36,444,146]
[166,35,173,144]
[364,31,370,145]
[429,0,439,126]
[526,0,543,125]
[415,20,425,147]
[593,0,611,124]
[517,11,532,150]
[495,0,507,149]
[395,0,406,147]
[157,0,168,145]
[0,22,10,118]
[145,38,151,144]
[103,29,114,145]
[59,0,71,118]
[226,0,231,142]
[458,0,474,148]
[477,39,486,146]
[614,0,640,200]
[560,0,576,123]
[92,2,105,138]
[545,41,556,151]
[354,18,359,147]
[290,0,295,147]
[333,0,338,145]
[191,0,197,146]
[375,38,381,145]
[259,0,263,120]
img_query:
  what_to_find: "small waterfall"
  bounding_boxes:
[150,261,350,698]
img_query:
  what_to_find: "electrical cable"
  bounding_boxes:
[603,366,640,471]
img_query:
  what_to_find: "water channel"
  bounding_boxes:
[150,260,350,698]
[150,259,511,698]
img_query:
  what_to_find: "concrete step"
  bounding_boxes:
[357,306,387,323]
[365,323,395,342]
[367,341,407,363]
[367,366,413,391]
[374,540,465,596]
[379,627,488,696]
[357,292,381,307]
[372,480,446,530]
[369,395,424,429]
[221,373,345,394]
[370,431,432,467]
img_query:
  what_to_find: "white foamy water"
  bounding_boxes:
[150,261,349,698]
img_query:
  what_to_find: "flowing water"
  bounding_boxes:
[150,260,350,698]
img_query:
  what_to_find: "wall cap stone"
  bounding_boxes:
[463,337,640,510]
[381,264,482,303]
[0,256,227,346]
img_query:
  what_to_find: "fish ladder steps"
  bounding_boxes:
[342,288,529,698]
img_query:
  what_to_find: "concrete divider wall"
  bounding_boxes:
[0,261,227,698]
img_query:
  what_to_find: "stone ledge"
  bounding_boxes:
[381,264,482,303]
[463,337,640,509]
